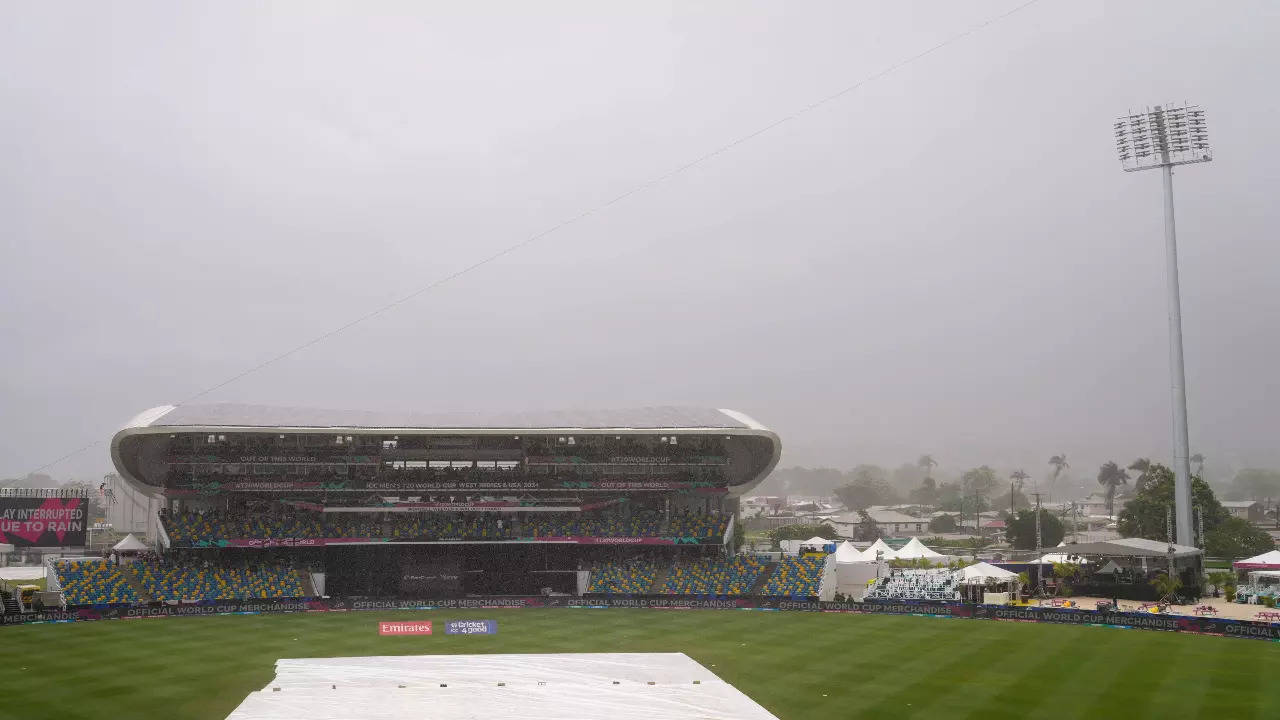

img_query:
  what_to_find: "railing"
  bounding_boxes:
[819,554,838,601]
[44,557,62,592]
[0,487,89,498]
[155,514,171,551]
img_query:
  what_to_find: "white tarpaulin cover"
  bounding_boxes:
[802,536,830,546]
[860,538,895,561]
[834,541,864,564]
[893,537,943,560]
[226,653,779,720]
[0,566,45,581]
[957,562,1017,585]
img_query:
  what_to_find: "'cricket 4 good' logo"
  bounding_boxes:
[378,621,432,635]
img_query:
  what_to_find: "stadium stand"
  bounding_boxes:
[162,508,726,544]
[864,568,960,601]
[761,556,826,598]
[587,558,659,594]
[667,510,729,539]
[132,558,304,602]
[660,556,765,596]
[164,510,325,543]
[54,559,140,606]
[107,405,781,604]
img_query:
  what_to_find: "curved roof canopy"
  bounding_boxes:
[124,403,768,432]
[111,403,781,498]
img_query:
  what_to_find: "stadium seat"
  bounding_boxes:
[131,559,305,602]
[587,559,659,594]
[164,508,726,544]
[55,559,140,606]
[660,556,765,596]
[761,556,826,599]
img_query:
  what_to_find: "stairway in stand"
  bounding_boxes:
[1,590,21,614]
[298,570,317,597]
[120,566,154,604]
[750,563,778,595]
[647,565,672,594]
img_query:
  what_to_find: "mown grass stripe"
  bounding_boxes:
[0,610,1276,720]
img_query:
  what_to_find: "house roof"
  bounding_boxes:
[864,509,922,524]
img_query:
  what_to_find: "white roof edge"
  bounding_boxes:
[115,424,772,436]
[123,405,178,430]
[717,408,770,432]
[718,409,781,499]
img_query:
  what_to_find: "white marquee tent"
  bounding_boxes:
[957,562,1017,585]
[833,541,864,564]
[860,538,895,561]
[893,537,944,560]
[112,534,148,553]
[1234,550,1280,571]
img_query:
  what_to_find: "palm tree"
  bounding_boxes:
[917,454,937,480]
[1096,461,1130,517]
[1006,469,1030,514]
[1150,572,1182,605]
[1206,570,1235,599]
[1048,454,1069,486]
[1128,458,1152,493]
[1190,453,1205,476]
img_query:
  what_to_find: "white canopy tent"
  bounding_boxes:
[957,561,1020,604]
[802,536,830,547]
[833,541,864,564]
[893,537,944,560]
[112,534,148,553]
[1234,550,1280,571]
[860,538,895,561]
[1095,560,1123,575]
[957,562,1017,585]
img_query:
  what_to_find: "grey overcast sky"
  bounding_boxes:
[2,1,1277,484]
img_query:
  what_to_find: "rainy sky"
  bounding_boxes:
[2,1,1277,484]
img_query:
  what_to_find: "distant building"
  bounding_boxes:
[1076,493,1120,518]
[1221,500,1264,523]
[825,508,926,537]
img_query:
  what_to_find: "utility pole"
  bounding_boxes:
[1032,492,1045,594]
[1114,105,1211,545]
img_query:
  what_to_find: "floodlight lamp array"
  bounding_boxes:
[1114,104,1211,172]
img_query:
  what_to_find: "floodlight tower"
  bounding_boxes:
[1113,104,1212,546]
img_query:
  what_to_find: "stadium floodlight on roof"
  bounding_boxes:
[1113,104,1211,172]
[1113,104,1212,548]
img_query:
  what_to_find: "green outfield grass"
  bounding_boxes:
[2,609,1276,720]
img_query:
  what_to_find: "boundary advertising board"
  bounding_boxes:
[3,595,1276,640]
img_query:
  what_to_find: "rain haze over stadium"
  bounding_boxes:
[2,0,1279,485]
